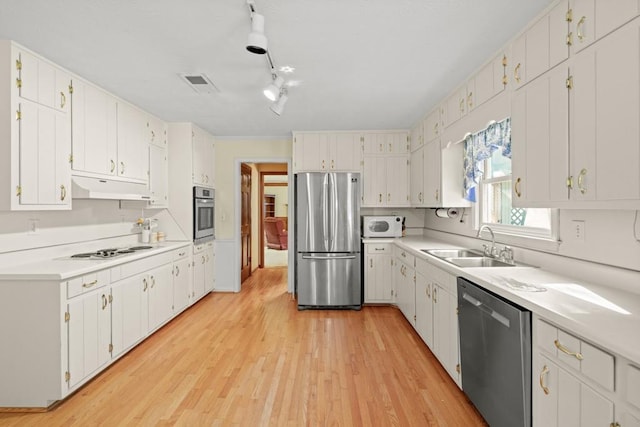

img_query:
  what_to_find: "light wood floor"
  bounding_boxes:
[0,267,486,426]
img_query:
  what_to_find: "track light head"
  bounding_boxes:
[263,76,284,101]
[270,93,288,116]
[247,13,268,54]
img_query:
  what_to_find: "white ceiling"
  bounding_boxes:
[0,0,553,138]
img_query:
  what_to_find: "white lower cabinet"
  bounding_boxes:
[0,245,195,408]
[394,248,415,326]
[363,242,393,303]
[173,249,192,313]
[192,241,214,302]
[147,263,174,332]
[414,267,433,348]
[532,315,636,427]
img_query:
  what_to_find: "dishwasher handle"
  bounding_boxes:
[462,292,511,328]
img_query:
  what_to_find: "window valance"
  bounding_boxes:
[463,117,511,202]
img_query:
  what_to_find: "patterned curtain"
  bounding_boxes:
[463,117,511,202]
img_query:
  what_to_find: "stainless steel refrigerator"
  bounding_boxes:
[295,172,362,309]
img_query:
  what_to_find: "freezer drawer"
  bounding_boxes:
[296,253,362,309]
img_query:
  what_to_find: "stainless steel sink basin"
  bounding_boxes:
[423,249,484,258]
[446,257,515,268]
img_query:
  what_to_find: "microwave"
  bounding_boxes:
[362,216,403,238]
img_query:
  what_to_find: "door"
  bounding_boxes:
[328,172,360,252]
[240,163,252,282]
[296,172,330,252]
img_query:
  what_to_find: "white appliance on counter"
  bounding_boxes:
[362,215,403,238]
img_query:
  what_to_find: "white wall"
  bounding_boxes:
[0,199,148,255]
[424,207,640,273]
[265,185,288,217]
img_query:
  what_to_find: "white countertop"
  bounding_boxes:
[393,236,640,366]
[0,240,192,281]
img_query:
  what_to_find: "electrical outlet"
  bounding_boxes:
[28,218,39,234]
[572,220,585,242]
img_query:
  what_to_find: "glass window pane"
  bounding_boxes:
[486,149,511,179]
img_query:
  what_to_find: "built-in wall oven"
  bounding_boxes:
[194,186,214,243]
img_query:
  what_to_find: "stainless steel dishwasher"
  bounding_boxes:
[457,277,531,427]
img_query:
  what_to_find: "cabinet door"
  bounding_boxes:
[148,264,174,331]
[410,119,424,151]
[526,3,569,85]
[386,155,409,206]
[362,133,387,154]
[173,254,192,312]
[362,156,386,206]
[71,81,118,176]
[396,263,415,326]
[512,32,527,89]
[204,247,215,293]
[116,102,148,181]
[423,139,441,206]
[410,146,424,206]
[511,65,569,206]
[147,116,166,148]
[67,292,100,388]
[193,250,206,300]
[365,253,393,303]
[474,60,496,108]
[432,283,451,370]
[111,273,147,356]
[445,87,467,126]
[148,144,168,207]
[17,99,71,207]
[415,272,433,348]
[331,133,361,171]
[97,288,112,369]
[570,0,639,53]
[535,356,560,427]
[570,21,640,203]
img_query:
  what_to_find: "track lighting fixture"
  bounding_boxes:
[246,12,267,54]
[263,75,284,101]
[246,0,292,115]
[270,92,288,116]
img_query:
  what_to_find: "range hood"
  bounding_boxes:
[71,176,152,201]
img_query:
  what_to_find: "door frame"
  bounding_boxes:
[233,157,294,293]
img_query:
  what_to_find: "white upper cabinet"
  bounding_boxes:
[511,64,570,207]
[511,1,570,89]
[362,132,408,154]
[409,145,424,206]
[410,117,424,151]
[0,41,72,211]
[191,125,215,188]
[568,18,640,207]
[148,144,168,208]
[293,132,361,172]
[569,0,640,54]
[424,108,442,144]
[70,79,118,177]
[422,139,470,208]
[116,101,148,182]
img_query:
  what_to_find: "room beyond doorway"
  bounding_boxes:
[260,167,288,269]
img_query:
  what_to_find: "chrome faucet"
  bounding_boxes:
[477,225,498,257]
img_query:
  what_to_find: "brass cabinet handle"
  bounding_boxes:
[515,177,522,198]
[175,266,180,276]
[60,91,66,109]
[110,159,115,173]
[60,184,66,201]
[150,275,155,288]
[379,193,382,203]
[433,287,437,303]
[426,283,431,298]
[143,278,148,291]
[370,258,373,268]
[201,255,205,264]
[459,98,465,113]
[387,193,391,202]
[514,63,522,83]
[120,161,125,175]
[467,92,473,109]
[331,159,335,169]
[577,16,586,41]
[577,168,587,194]
[101,294,108,310]
[379,143,383,152]
[539,365,550,395]
[554,339,583,360]
[82,279,98,288]
[435,189,439,201]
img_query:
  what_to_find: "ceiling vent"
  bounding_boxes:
[179,73,219,94]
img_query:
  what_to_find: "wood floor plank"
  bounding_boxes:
[0,267,487,426]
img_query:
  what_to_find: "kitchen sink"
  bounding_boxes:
[446,257,515,268]
[423,249,484,258]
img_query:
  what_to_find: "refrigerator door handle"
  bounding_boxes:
[301,254,357,260]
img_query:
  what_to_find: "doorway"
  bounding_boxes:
[260,171,289,268]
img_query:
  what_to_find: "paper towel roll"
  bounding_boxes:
[434,208,459,218]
